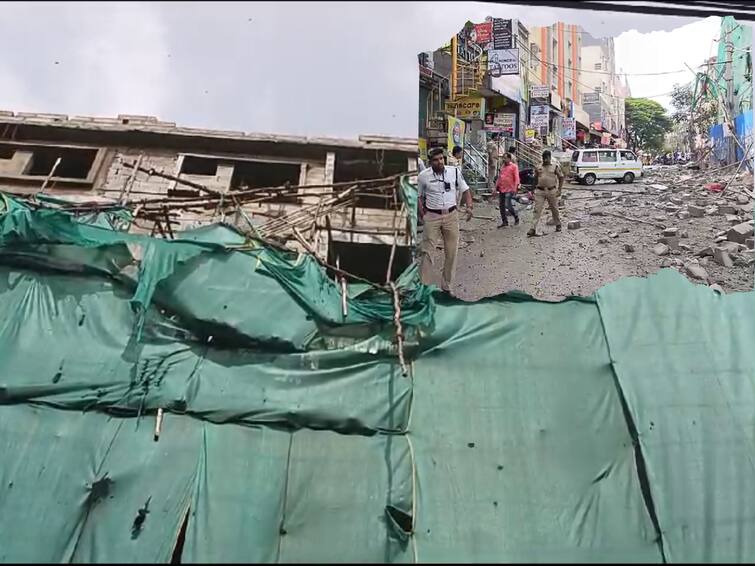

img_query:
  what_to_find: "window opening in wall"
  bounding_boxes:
[595,63,602,70]
[180,156,218,176]
[25,147,97,179]
[333,151,406,209]
[230,160,301,203]
[328,240,411,284]
[0,148,15,160]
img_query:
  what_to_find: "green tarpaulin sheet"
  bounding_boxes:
[1,193,755,563]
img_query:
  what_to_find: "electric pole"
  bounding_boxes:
[724,24,737,165]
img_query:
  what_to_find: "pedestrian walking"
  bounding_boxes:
[486,134,502,191]
[417,147,474,293]
[527,150,564,237]
[496,152,520,227]
[509,144,518,165]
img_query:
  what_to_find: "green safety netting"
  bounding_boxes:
[2,190,755,563]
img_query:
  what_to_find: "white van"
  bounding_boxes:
[571,148,644,185]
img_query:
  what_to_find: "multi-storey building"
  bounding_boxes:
[529,22,590,144]
[580,34,625,141]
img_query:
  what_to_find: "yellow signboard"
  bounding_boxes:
[418,138,428,161]
[447,116,466,152]
[455,97,484,120]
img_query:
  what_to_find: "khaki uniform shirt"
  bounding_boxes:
[487,141,502,167]
[536,162,564,189]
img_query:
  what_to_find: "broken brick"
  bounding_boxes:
[661,236,680,250]
[687,205,705,218]
[727,222,755,244]
[653,243,670,256]
[685,263,709,282]
[713,247,734,267]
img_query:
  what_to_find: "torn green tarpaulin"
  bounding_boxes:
[0,266,411,434]
[9,265,755,562]
[6,186,755,562]
[0,195,435,337]
[399,174,419,242]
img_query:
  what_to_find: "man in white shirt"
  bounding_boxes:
[417,147,473,293]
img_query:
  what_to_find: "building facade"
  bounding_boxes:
[579,34,627,145]
[417,17,595,178]
[0,112,418,282]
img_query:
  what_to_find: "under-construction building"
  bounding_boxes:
[0,111,418,282]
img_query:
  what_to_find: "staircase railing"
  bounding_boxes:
[554,134,579,151]
[511,139,542,170]
[463,143,487,177]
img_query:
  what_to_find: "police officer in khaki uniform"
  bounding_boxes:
[486,134,503,191]
[528,150,564,237]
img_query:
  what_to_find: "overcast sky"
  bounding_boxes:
[0,2,742,139]
[615,17,722,111]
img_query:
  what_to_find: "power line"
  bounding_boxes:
[533,53,739,78]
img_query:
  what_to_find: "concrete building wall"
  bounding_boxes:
[580,38,624,136]
[0,112,417,277]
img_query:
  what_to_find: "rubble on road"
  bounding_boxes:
[727,221,754,244]
[454,164,753,302]
[560,165,753,291]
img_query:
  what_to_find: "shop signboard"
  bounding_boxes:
[418,138,428,161]
[488,49,519,77]
[601,132,612,146]
[562,117,577,141]
[483,112,516,136]
[525,128,536,141]
[582,92,599,105]
[530,105,549,130]
[530,85,550,100]
[455,97,485,120]
[447,116,466,152]
[492,18,513,49]
[472,22,492,46]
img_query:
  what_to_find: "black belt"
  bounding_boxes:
[426,206,456,214]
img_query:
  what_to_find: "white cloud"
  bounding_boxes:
[615,16,727,110]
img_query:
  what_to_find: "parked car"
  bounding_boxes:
[570,148,644,185]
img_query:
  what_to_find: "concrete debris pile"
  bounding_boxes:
[560,164,754,290]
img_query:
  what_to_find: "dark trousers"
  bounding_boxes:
[498,192,518,224]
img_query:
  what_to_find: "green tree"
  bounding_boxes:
[670,82,717,148]
[625,98,672,153]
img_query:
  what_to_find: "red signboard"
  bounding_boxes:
[472,23,492,45]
